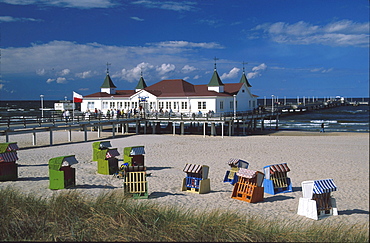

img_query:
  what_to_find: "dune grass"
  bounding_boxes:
[0,187,368,242]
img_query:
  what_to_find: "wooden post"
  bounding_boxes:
[49,127,53,146]
[68,127,72,142]
[181,122,184,135]
[221,122,224,138]
[32,129,36,145]
[83,125,88,142]
[136,120,139,134]
[153,122,156,134]
[98,125,101,138]
[112,123,116,138]
[203,122,206,137]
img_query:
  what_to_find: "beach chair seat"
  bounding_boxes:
[48,155,78,190]
[231,168,264,203]
[263,163,292,195]
[223,158,249,185]
[0,142,19,181]
[123,171,148,199]
[181,163,210,194]
[92,141,120,175]
[297,179,338,220]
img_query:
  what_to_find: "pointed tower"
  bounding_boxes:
[135,71,147,92]
[207,57,224,93]
[100,63,117,94]
[240,62,252,87]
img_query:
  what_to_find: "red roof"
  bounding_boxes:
[146,79,243,97]
[84,79,255,98]
[84,90,136,98]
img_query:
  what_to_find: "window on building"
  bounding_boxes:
[198,101,206,110]
[102,102,108,109]
[110,102,115,108]
[87,102,94,110]
[230,101,233,109]
[181,102,187,109]
[174,102,177,110]
[159,102,164,109]
[253,100,256,108]
[166,101,171,110]
[118,102,122,109]
[220,101,224,110]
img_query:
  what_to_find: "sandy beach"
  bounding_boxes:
[0,130,369,226]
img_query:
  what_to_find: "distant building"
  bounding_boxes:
[81,67,258,115]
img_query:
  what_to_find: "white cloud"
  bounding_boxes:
[114,62,155,83]
[181,65,197,73]
[56,77,67,83]
[131,16,144,21]
[193,75,200,79]
[247,63,267,79]
[36,68,46,75]
[156,63,176,75]
[76,70,95,79]
[2,40,226,86]
[59,68,71,76]
[0,15,41,22]
[0,0,116,8]
[220,67,240,79]
[310,67,333,73]
[46,78,55,84]
[0,84,4,90]
[157,41,223,49]
[252,20,369,47]
[131,0,197,11]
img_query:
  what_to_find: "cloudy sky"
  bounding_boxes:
[0,0,369,100]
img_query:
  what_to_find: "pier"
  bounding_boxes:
[0,110,277,146]
[0,98,365,146]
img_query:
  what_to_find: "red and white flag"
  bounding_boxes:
[73,91,83,103]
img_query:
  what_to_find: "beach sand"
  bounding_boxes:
[0,130,369,226]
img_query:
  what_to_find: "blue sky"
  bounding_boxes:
[0,0,369,101]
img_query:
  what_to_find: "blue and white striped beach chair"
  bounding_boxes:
[297,179,338,220]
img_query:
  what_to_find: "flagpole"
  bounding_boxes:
[72,91,75,124]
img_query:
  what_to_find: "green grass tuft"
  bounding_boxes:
[0,187,368,242]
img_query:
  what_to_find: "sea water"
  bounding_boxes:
[270,105,369,132]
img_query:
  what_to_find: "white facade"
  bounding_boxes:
[81,73,258,115]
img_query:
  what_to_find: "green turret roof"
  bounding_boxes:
[207,70,224,86]
[135,76,147,90]
[239,72,252,87]
[100,74,117,89]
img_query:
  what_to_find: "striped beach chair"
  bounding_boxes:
[0,142,19,181]
[263,163,293,195]
[231,168,264,203]
[223,158,249,185]
[181,163,210,194]
[297,179,338,220]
